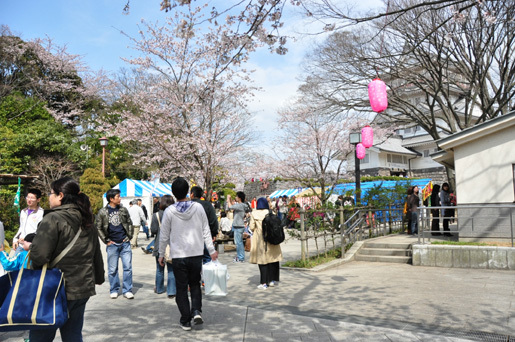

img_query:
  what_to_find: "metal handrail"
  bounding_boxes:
[416,204,515,247]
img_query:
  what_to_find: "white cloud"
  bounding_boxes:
[247,64,299,139]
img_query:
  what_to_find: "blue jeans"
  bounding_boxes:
[29,297,89,342]
[155,257,176,295]
[233,227,245,261]
[146,239,155,251]
[142,224,149,238]
[171,256,203,324]
[107,241,133,294]
[411,211,418,235]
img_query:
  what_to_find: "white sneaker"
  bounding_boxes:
[257,284,268,290]
[110,292,118,299]
[269,281,277,287]
[123,292,134,299]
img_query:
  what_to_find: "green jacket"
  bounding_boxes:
[30,204,105,300]
[96,204,133,244]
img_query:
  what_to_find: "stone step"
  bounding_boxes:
[362,242,412,250]
[359,248,412,257]
[354,254,412,264]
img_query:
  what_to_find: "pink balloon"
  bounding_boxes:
[361,125,374,148]
[368,79,388,113]
[356,143,366,160]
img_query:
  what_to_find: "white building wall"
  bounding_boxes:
[454,126,515,204]
[410,145,443,169]
[369,150,381,167]
[348,150,381,170]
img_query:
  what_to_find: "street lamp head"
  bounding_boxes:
[349,132,362,145]
[99,136,108,147]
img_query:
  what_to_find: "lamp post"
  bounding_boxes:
[349,132,362,205]
[99,137,108,178]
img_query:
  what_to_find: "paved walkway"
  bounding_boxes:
[2,233,514,341]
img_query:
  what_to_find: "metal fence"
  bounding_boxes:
[417,205,515,247]
[295,204,515,262]
[295,206,407,261]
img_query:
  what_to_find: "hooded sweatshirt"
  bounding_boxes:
[159,201,215,259]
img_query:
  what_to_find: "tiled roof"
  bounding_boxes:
[375,138,418,155]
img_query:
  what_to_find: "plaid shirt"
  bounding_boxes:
[174,200,193,213]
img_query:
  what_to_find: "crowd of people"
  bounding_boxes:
[0,176,455,339]
[0,177,292,339]
[405,182,456,236]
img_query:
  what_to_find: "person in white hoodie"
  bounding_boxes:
[159,177,218,331]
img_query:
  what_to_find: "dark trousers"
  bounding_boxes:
[29,297,89,342]
[203,244,211,264]
[431,209,440,234]
[171,255,203,324]
[442,209,453,232]
[258,261,280,285]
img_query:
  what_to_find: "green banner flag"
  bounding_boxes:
[14,177,21,213]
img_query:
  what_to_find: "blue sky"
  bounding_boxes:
[1,0,383,139]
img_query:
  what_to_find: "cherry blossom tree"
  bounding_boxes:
[123,0,295,55]
[0,26,100,126]
[107,6,260,199]
[127,0,492,39]
[270,94,391,205]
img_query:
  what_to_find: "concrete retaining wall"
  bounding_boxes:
[412,244,515,270]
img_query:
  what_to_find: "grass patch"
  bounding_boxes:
[431,241,514,247]
[432,241,488,246]
[283,243,353,269]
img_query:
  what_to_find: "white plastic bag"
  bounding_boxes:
[202,260,229,296]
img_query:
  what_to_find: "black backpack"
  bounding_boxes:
[262,210,285,246]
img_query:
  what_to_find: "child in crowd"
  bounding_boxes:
[0,233,35,271]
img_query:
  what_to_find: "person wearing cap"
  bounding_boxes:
[0,232,35,271]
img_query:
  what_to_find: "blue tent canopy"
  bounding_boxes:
[269,179,432,204]
[329,178,431,198]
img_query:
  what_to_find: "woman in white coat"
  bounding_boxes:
[249,197,282,290]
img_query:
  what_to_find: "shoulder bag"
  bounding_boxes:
[0,228,81,331]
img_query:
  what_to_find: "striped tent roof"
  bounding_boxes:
[106,179,173,198]
[269,187,307,198]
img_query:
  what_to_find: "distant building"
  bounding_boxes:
[433,110,515,205]
[432,110,515,241]
[347,126,448,183]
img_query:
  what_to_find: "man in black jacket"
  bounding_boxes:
[190,186,218,264]
[96,189,134,299]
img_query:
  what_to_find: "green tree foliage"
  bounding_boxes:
[0,93,78,175]
[79,168,112,214]
[0,188,23,244]
[361,181,412,209]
